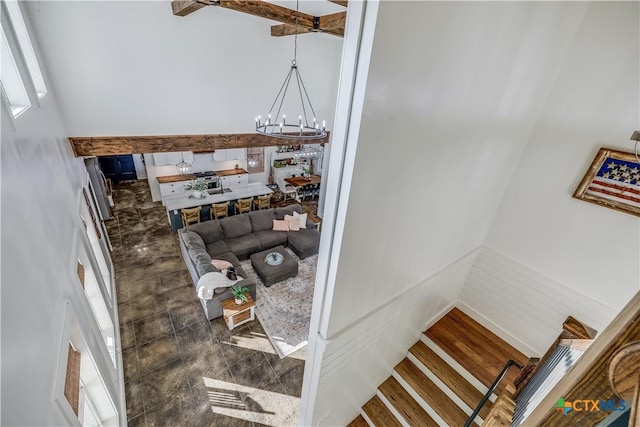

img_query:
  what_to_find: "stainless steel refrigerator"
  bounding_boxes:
[85,157,113,221]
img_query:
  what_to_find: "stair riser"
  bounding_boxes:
[391,371,450,426]
[406,352,485,425]
[420,334,496,400]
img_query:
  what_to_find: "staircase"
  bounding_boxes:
[348,308,528,427]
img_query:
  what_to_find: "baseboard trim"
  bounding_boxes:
[457,301,539,356]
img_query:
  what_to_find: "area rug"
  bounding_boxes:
[240,249,317,359]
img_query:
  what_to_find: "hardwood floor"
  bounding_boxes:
[349,307,529,426]
[425,308,528,394]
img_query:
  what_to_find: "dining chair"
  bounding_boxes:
[210,201,230,220]
[181,206,201,228]
[282,185,298,202]
[235,198,253,215]
[253,194,272,210]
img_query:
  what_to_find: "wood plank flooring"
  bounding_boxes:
[425,307,528,394]
[362,395,402,427]
[379,376,438,427]
[409,340,493,419]
[348,307,531,426]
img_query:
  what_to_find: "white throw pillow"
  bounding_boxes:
[292,211,308,229]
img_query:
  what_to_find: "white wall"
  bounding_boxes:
[0,3,125,425]
[307,1,631,425]
[477,1,640,351]
[459,247,619,356]
[24,1,343,137]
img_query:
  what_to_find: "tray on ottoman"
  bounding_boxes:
[250,246,298,287]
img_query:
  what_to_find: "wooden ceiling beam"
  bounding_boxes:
[270,24,313,37]
[68,133,330,157]
[328,0,348,7]
[218,0,316,28]
[171,0,207,17]
[271,11,346,37]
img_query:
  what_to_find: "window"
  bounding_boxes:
[56,303,118,426]
[0,27,30,117]
[77,255,115,366]
[3,0,47,98]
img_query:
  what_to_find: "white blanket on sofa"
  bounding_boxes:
[197,270,243,301]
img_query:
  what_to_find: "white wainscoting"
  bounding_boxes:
[458,246,618,356]
[311,249,480,426]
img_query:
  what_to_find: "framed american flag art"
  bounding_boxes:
[573,147,640,217]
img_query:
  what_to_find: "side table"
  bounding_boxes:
[307,213,322,231]
[221,292,255,330]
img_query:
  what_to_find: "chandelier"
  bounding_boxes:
[176,152,192,175]
[255,0,327,140]
[293,146,322,160]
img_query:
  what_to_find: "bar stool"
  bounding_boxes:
[253,194,272,210]
[181,206,201,228]
[210,201,230,220]
[235,198,253,215]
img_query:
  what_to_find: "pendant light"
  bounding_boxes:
[176,152,192,175]
[255,0,327,140]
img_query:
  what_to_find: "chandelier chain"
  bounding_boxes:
[293,0,299,64]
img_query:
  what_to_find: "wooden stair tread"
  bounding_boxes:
[347,414,369,427]
[379,376,439,427]
[425,308,528,393]
[362,395,402,427]
[395,358,478,427]
[410,340,493,419]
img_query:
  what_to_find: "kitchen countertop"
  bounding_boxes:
[216,168,248,177]
[157,174,195,184]
[164,183,272,211]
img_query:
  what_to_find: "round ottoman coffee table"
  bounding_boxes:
[250,245,298,287]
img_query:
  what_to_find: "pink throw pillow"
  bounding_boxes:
[211,259,233,270]
[285,214,300,231]
[272,219,290,231]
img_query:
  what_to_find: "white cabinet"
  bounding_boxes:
[219,173,248,188]
[214,149,246,162]
[153,151,193,166]
[159,181,189,205]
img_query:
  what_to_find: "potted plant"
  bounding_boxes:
[230,285,249,305]
[188,179,208,199]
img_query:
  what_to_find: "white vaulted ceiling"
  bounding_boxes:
[24,1,343,136]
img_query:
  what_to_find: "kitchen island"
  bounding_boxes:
[164,182,273,231]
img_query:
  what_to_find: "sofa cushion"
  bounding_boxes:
[220,215,253,240]
[206,241,230,258]
[187,220,224,244]
[254,230,289,249]
[275,204,302,220]
[287,228,320,259]
[181,230,206,250]
[188,246,210,265]
[249,209,276,232]
[224,234,262,259]
[196,260,217,277]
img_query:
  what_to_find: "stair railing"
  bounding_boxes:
[463,360,523,427]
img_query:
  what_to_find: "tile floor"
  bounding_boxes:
[108,180,312,426]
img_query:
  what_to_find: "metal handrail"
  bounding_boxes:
[463,360,523,427]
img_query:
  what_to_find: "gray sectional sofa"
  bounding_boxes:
[178,204,321,320]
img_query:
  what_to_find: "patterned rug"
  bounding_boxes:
[240,248,317,358]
